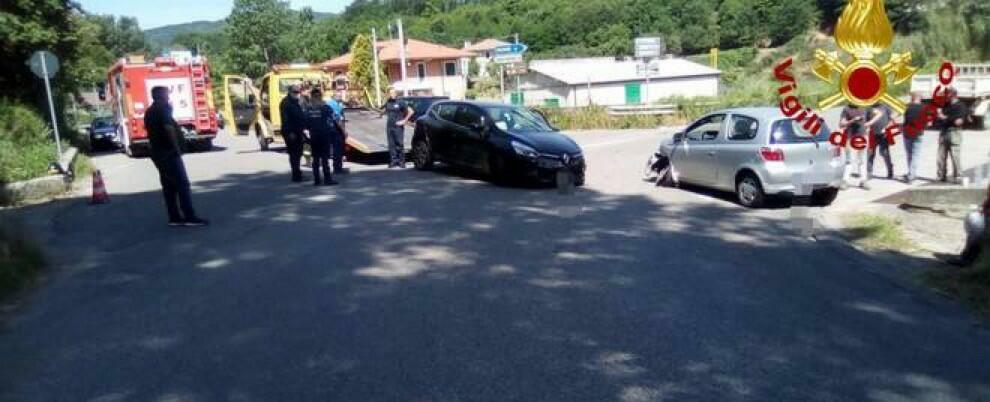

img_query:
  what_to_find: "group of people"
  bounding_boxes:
[838,88,970,189]
[279,83,348,186]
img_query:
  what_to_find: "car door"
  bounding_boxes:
[426,103,460,161]
[222,75,259,136]
[716,113,761,191]
[672,114,724,185]
[451,104,489,171]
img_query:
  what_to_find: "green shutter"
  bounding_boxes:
[625,83,641,105]
[543,98,560,108]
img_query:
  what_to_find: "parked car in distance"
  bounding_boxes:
[659,107,843,208]
[402,96,449,121]
[88,116,119,150]
[412,101,585,186]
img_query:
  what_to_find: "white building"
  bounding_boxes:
[509,57,721,107]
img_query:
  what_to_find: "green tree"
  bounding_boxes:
[223,0,292,77]
[90,15,149,57]
[348,34,387,107]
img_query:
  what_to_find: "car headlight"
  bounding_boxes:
[511,141,539,159]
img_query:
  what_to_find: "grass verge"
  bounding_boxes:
[924,257,990,316]
[841,213,918,252]
[0,220,46,301]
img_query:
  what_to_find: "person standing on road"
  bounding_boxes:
[144,86,208,227]
[866,103,895,180]
[326,92,348,174]
[902,93,927,183]
[938,88,969,183]
[280,84,307,182]
[383,88,414,168]
[303,88,340,187]
[840,104,869,189]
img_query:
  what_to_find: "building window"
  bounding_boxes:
[444,62,457,77]
[416,63,426,80]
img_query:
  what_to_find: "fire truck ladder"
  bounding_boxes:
[190,63,212,129]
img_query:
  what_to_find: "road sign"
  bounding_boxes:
[25,50,63,167]
[634,37,666,59]
[504,62,528,75]
[493,43,528,64]
[27,50,59,79]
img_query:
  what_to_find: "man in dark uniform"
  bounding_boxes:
[280,84,307,182]
[938,88,969,183]
[383,88,414,168]
[302,88,340,186]
[866,103,894,179]
[144,86,208,227]
[902,93,927,183]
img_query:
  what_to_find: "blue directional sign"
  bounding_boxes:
[494,43,528,56]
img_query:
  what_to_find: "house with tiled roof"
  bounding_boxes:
[323,38,472,100]
[461,38,511,79]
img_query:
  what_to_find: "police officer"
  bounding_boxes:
[303,88,340,186]
[280,84,307,182]
[144,86,208,227]
[383,88,414,168]
[938,87,969,183]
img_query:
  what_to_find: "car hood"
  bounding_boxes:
[92,127,115,133]
[508,131,581,155]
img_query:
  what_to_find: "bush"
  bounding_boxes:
[0,100,58,184]
[534,105,684,130]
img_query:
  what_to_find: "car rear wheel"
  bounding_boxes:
[412,138,434,170]
[736,173,766,208]
[811,187,839,207]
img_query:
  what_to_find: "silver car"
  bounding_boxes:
[657,107,844,208]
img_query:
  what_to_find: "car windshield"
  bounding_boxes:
[92,118,113,128]
[484,106,554,133]
[770,118,830,144]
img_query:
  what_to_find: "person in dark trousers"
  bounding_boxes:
[902,93,927,183]
[866,103,895,180]
[280,84,308,182]
[327,93,348,174]
[303,88,340,186]
[144,86,208,227]
[383,88,414,168]
[938,88,969,183]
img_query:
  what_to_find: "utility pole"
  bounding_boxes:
[397,18,409,96]
[371,27,383,107]
[514,33,521,104]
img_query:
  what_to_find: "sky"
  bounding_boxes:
[76,0,352,29]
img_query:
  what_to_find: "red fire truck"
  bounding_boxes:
[106,53,218,157]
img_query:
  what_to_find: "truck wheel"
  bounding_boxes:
[199,139,214,152]
[255,124,269,151]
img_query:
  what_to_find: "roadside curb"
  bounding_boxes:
[0,147,79,205]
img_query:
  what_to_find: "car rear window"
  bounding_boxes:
[770,119,830,144]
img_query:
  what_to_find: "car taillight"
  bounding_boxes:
[759,147,785,162]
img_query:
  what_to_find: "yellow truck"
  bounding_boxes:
[222,64,402,154]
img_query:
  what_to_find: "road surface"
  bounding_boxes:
[1,128,989,401]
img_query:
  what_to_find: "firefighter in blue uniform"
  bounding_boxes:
[279,84,307,182]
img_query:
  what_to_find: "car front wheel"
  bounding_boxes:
[412,138,433,170]
[736,173,766,208]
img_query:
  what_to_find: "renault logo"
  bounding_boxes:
[562,154,571,165]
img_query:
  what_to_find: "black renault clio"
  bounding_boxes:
[411,101,585,186]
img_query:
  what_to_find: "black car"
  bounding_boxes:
[401,96,449,121]
[412,101,585,186]
[88,117,119,150]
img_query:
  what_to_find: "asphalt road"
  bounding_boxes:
[1,128,989,401]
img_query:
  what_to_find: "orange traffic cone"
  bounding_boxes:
[91,170,110,204]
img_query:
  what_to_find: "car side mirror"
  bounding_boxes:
[673,132,684,142]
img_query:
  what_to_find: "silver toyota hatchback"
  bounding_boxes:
[659,107,844,208]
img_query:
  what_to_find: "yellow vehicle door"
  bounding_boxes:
[222,75,259,136]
